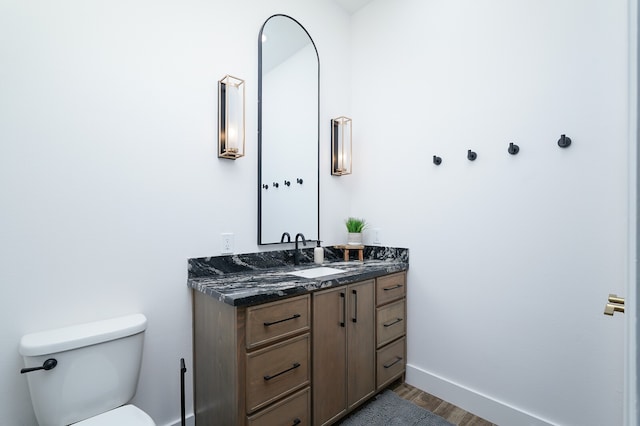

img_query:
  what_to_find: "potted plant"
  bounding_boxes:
[345,217,367,245]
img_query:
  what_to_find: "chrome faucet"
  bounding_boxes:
[280,232,291,243]
[294,233,307,265]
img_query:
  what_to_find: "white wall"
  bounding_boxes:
[4,1,634,425]
[350,1,631,425]
[0,0,351,424]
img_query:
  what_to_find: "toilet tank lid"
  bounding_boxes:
[19,314,147,357]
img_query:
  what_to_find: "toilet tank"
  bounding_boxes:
[19,314,147,426]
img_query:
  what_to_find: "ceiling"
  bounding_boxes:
[332,0,375,14]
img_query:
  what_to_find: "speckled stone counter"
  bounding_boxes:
[187,246,409,306]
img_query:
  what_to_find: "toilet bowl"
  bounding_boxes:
[73,405,155,426]
[19,314,156,426]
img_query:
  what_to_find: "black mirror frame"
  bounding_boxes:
[257,14,320,245]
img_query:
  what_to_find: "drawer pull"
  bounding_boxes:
[352,289,358,323]
[340,292,346,327]
[383,356,403,369]
[263,362,301,381]
[383,284,403,291]
[292,419,301,426]
[383,317,403,327]
[263,313,301,327]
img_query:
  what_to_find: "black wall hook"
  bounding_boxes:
[273,182,279,188]
[296,178,303,185]
[467,150,477,161]
[433,155,442,165]
[284,180,291,186]
[262,184,269,190]
[508,142,520,155]
[558,134,572,148]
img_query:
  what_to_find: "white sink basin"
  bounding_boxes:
[288,266,344,279]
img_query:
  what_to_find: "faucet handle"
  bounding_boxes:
[280,232,291,243]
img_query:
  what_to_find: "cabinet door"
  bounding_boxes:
[313,286,347,426]
[347,280,376,409]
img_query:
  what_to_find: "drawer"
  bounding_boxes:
[376,337,405,390]
[376,273,406,306]
[376,299,405,348]
[247,386,310,426]
[246,333,310,413]
[246,295,310,349]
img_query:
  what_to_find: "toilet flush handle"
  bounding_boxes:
[20,358,57,374]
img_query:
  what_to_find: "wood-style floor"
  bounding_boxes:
[392,382,498,426]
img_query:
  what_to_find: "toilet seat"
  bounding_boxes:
[73,404,155,426]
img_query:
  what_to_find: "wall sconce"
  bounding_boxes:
[331,116,352,175]
[218,75,245,160]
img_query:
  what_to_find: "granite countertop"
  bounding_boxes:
[187,246,409,306]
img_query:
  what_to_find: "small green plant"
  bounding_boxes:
[345,217,367,233]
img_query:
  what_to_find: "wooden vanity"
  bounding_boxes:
[192,270,407,426]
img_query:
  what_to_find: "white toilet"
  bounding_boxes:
[19,313,156,426]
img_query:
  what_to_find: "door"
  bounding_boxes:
[313,286,347,426]
[347,280,376,409]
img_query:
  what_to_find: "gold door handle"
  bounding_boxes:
[604,303,625,315]
[604,294,625,316]
[608,294,625,305]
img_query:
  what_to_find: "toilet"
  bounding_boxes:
[19,313,156,426]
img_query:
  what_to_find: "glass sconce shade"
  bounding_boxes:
[218,75,245,159]
[331,116,352,175]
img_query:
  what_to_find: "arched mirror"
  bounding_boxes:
[258,15,319,245]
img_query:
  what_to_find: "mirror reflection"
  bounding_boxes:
[258,15,319,245]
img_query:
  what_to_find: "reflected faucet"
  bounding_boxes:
[280,232,291,243]
[294,233,307,265]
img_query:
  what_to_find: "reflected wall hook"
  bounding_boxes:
[467,150,477,161]
[508,142,520,155]
[433,155,442,165]
[558,134,572,148]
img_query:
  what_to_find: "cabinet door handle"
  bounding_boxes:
[383,356,403,369]
[263,314,301,327]
[292,419,301,426]
[383,317,403,327]
[263,362,301,381]
[383,284,403,291]
[352,289,358,323]
[340,292,346,327]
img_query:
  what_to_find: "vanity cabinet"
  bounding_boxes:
[191,267,408,426]
[312,280,376,426]
[375,272,407,389]
[193,292,311,426]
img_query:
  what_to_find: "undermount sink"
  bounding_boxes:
[287,266,344,279]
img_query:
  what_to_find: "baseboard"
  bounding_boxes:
[406,364,556,426]
[167,413,194,426]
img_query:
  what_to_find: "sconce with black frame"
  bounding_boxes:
[218,75,245,160]
[331,116,352,175]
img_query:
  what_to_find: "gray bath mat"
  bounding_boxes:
[338,390,455,426]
